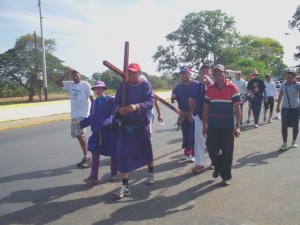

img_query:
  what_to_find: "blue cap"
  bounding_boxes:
[180,66,191,73]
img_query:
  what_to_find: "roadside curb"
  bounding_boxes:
[0,114,70,132]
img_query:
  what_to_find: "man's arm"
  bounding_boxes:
[154,99,163,123]
[188,97,196,122]
[202,104,209,138]
[276,91,283,113]
[89,95,94,102]
[273,83,277,100]
[263,82,267,103]
[233,103,241,137]
[243,80,247,96]
[55,68,72,87]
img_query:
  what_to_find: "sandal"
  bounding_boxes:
[192,165,204,173]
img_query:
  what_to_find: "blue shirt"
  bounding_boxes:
[172,80,198,111]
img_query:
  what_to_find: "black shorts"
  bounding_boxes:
[281,107,300,127]
[264,96,274,112]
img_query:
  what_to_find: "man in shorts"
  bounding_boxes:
[55,68,94,168]
[263,74,277,123]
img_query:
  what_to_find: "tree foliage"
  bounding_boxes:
[153,10,239,73]
[224,35,286,78]
[153,10,286,77]
[0,33,66,100]
[289,5,300,60]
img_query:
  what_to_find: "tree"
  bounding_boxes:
[91,72,101,83]
[0,33,65,101]
[99,69,122,90]
[147,75,168,89]
[237,35,285,75]
[153,10,239,73]
[289,5,300,60]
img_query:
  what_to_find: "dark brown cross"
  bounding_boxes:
[103,42,180,114]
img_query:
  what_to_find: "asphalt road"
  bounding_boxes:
[0,104,300,225]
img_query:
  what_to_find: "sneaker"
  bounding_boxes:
[222,179,231,186]
[254,124,259,128]
[115,185,131,198]
[263,115,267,122]
[268,120,272,123]
[291,142,298,148]
[182,155,194,162]
[192,165,204,174]
[146,172,155,184]
[246,119,250,123]
[109,174,118,181]
[209,164,214,170]
[188,156,195,162]
[84,176,98,185]
[80,156,91,168]
[279,143,288,151]
[213,169,219,178]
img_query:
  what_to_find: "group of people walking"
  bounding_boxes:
[55,63,300,198]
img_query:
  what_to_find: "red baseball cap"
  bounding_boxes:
[127,63,141,72]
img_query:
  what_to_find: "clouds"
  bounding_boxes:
[0,0,299,78]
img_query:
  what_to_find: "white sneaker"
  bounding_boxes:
[254,124,259,128]
[146,172,155,184]
[279,143,288,151]
[291,142,298,148]
[115,185,131,198]
[188,156,195,162]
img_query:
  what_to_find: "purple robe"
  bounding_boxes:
[114,79,155,173]
[172,81,198,150]
[80,95,118,157]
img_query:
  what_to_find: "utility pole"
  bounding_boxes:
[38,0,48,101]
[34,31,42,101]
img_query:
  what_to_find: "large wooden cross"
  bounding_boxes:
[103,42,180,114]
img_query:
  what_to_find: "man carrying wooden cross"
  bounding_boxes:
[113,62,155,198]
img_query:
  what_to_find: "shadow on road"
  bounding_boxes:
[0,155,218,225]
[233,150,284,169]
[93,180,220,225]
[0,164,76,183]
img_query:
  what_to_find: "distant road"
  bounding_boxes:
[0,91,172,122]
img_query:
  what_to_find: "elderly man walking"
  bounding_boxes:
[203,64,241,186]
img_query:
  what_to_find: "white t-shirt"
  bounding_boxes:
[264,81,277,99]
[62,81,93,118]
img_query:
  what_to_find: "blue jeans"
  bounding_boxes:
[250,95,263,124]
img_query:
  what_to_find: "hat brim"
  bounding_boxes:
[91,86,107,90]
[212,68,224,72]
[127,68,140,72]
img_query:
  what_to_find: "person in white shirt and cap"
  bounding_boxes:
[232,71,247,125]
[263,74,277,123]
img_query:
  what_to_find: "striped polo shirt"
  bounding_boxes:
[204,80,241,129]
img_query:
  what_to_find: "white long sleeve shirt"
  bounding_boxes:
[264,81,277,99]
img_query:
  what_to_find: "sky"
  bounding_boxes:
[0,0,299,78]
